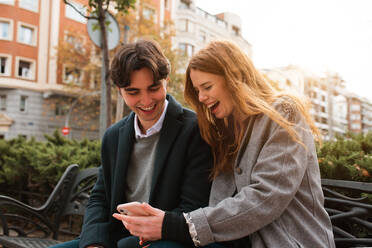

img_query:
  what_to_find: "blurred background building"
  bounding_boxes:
[0,0,371,140]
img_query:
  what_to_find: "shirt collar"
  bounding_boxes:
[134,99,169,139]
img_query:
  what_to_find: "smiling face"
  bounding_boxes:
[119,67,167,133]
[190,69,234,119]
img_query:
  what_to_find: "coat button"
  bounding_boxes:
[236,167,242,174]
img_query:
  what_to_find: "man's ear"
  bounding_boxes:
[164,77,169,90]
[117,87,123,97]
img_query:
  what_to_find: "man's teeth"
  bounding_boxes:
[140,105,155,111]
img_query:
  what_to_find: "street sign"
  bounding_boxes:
[62,127,70,136]
[87,11,120,50]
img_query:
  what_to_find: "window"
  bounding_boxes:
[143,6,156,21]
[207,14,216,23]
[351,104,360,111]
[16,57,35,80]
[0,0,14,5]
[20,95,28,112]
[19,0,38,12]
[63,66,82,85]
[351,114,360,120]
[196,8,206,17]
[65,33,85,52]
[0,55,11,76]
[351,123,360,130]
[217,19,227,29]
[19,61,31,78]
[55,103,68,116]
[18,22,37,45]
[198,30,206,42]
[179,43,194,57]
[310,91,317,98]
[232,25,240,36]
[0,19,13,40]
[65,1,87,24]
[0,95,6,110]
[178,19,194,33]
[164,0,169,10]
[179,0,190,9]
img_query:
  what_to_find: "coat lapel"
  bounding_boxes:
[149,95,183,202]
[112,113,135,207]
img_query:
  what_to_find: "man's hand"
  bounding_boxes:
[112,202,165,243]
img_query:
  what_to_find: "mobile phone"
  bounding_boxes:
[117,201,150,216]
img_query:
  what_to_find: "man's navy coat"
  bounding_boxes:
[79,95,212,248]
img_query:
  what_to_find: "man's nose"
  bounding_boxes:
[141,92,152,106]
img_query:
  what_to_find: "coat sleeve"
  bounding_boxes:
[187,102,316,245]
[79,130,114,248]
[172,123,212,213]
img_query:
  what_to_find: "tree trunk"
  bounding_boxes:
[98,2,112,130]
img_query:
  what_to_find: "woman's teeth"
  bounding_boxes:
[208,102,218,109]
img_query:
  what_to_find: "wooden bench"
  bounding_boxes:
[0,164,99,248]
[322,179,372,248]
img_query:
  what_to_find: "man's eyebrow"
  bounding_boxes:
[124,87,138,91]
[149,81,162,88]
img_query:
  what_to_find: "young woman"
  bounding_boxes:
[113,40,335,248]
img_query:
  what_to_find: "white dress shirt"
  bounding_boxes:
[134,100,169,139]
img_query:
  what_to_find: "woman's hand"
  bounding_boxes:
[112,202,165,243]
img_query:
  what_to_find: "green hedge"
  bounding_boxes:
[318,132,372,182]
[1,130,372,201]
[0,130,100,199]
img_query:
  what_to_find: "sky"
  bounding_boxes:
[195,0,372,101]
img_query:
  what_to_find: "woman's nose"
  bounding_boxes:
[198,92,207,102]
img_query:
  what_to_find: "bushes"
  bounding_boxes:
[0,130,100,200]
[1,130,372,201]
[318,132,372,182]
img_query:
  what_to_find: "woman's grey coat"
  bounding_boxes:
[187,99,335,248]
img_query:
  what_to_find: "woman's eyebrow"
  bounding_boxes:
[200,81,212,87]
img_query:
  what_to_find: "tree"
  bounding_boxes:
[115,0,187,106]
[57,0,187,132]
[63,0,135,138]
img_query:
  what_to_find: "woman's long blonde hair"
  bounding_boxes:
[184,40,319,179]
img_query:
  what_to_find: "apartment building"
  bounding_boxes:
[347,95,362,133]
[0,0,174,140]
[361,98,372,133]
[261,65,308,94]
[263,67,353,139]
[171,0,252,60]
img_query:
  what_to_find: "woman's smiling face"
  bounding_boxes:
[190,69,234,119]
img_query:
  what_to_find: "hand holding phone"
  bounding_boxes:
[117,201,150,216]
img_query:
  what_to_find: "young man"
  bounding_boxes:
[51,40,212,248]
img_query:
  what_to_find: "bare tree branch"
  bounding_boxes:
[104,0,110,11]
[63,0,98,20]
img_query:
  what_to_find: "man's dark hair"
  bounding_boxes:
[110,39,170,88]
